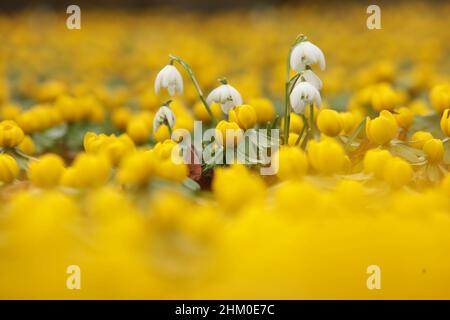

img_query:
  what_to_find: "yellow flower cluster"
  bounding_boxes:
[1,2,450,299]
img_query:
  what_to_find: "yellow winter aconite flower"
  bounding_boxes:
[0,154,19,183]
[430,84,450,113]
[61,153,111,188]
[339,112,360,135]
[33,80,66,102]
[441,174,450,196]
[17,104,62,133]
[117,150,155,186]
[156,158,188,182]
[370,83,399,112]
[228,104,257,130]
[212,165,265,211]
[410,131,433,149]
[0,120,24,147]
[18,135,35,155]
[79,95,105,123]
[153,139,182,160]
[28,154,65,188]
[287,133,301,146]
[111,107,132,130]
[307,138,345,175]
[0,103,21,121]
[5,190,79,250]
[247,98,275,123]
[193,101,222,123]
[394,107,414,129]
[54,94,81,123]
[440,109,450,137]
[383,157,413,189]
[126,115,151,144]
[423,138,444,163]
[276,146,308,180]
[366,110,398,145]
[281,112,304,134]
[154,125,171,142]
[215,120,242,147]
[4,3,450,300]
[84,132,135,166]
[408,99,432,116]
[363,148,392,179]
[317,109,342,137]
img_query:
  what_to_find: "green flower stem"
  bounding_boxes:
[167,121,173,137]
[295,115,308,146]
[169,54,217,126]
[309,103,315,140]
[283,53,293,145]
[344,118,366,151]
[10,147,39,161]
[300,128,310,150]
[283,35,307,145]
[283,73,302,145]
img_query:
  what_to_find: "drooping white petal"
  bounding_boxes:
[290,45,303,73]
[221,100,236,114]
[153,106,176,133]
[290,41,326,72]
[154,71,163,94]
[289,81,322,114]
[206,83,243,114]
[154,65,183,96]
[292,101,306,114]
[303,69,322,90]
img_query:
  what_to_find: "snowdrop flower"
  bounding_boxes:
[290,40,326,72]
[206,79,243,114]
[153,105,176,133]
[154,64,183,96]
[302,69,322,90]
[290,81,322,114]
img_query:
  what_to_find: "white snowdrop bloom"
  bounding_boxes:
[289,81,322,114]
[290,41,326,72]
[153,106,176,133]
[206,82,243,114]
[154,65,183,96]
[302,69,322,90]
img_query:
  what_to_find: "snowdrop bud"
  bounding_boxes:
[289,81,322,114]
[153,105,176,134]
[154,64,183,96]
[206,79,243,114]
[290,40,326,72]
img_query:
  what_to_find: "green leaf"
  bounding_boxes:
[182,178,201,192]
[389,143,426,164]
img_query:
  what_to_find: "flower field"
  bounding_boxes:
[1,2,450,299]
